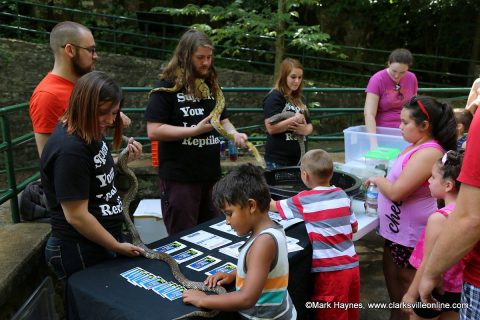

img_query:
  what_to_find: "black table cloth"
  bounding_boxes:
[67,216,312,319]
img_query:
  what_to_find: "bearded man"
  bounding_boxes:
[145,29,248,235]
[29,21,129,156]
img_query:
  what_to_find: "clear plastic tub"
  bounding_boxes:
[343,125,409,171]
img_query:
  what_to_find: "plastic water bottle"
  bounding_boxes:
[365,182,379,217]
[219,141,226,160]
[228,141,238,161]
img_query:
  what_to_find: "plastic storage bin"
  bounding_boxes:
[343,125,409,170]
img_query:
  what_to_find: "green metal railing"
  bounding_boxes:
[1,0,479,87]
[0,86,470,224]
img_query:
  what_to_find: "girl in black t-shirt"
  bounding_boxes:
[263,58,313,169]
[42,71,143,280]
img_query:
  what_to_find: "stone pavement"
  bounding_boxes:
[357,232,390,319]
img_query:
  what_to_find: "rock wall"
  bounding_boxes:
[0,37,277,187]
[0,37,274,107]
[0,37,363,192]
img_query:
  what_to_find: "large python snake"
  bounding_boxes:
[150,69,265,167]
[117,137,225,319]
[267,109,306,165]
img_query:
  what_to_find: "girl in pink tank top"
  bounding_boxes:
[365,96,458,320]
[402,150,464,319]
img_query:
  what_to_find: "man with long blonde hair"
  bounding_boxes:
[145,29,248,235]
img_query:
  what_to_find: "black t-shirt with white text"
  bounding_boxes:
[144,80,228,182]
[263,89,311,165]
[40,124,123,241]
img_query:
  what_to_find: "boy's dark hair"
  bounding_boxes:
[300,149,333,181]
[454,108,473,132]
[212,164,270,213]
[438,150,464,192]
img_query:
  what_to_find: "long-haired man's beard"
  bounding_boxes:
[72,55,94,77]
[193,66,210,79]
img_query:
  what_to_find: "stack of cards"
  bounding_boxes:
[120,267,186,301]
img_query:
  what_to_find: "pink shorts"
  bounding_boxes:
[311,267,360,320]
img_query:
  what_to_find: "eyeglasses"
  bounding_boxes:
[395,83,404,100]
[62,43,96,56]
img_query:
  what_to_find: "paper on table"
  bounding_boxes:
[209,220,237,236]
[287,242,304,252]
[286,236,300,244]
[181,230,232,250]
[133,199,162,219]
[268,212,303,230]
[219,241,245,259]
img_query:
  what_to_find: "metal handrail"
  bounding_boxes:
[0,86,471,223]
[1,0,478,86]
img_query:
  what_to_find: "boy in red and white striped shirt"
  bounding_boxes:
[270,149,360,320]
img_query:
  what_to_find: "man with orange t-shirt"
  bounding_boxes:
[30,21,130,156]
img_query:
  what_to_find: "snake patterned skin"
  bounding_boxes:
[150,68,266,168]
[117,137,226,319]
[267,111,305,165]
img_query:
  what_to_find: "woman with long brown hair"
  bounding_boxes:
[263,58,313,169]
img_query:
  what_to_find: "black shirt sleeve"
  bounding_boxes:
[263,90,287,119]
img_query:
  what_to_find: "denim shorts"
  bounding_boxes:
[45,235,117,280]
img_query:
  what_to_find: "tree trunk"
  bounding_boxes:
[274,0,286,85]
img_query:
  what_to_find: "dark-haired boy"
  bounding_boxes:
[183,164,297,319]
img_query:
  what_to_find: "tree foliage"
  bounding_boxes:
[151,0,333,76]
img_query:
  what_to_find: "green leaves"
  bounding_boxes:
[150,0,334,74]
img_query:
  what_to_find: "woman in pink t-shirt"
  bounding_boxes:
[364,48,418,134]
[366,96,457,320]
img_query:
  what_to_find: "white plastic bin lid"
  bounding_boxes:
[133,199,162,219]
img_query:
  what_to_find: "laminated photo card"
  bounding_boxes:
[186,255,221,272]
[172,248,203,263]
[205,262,237,276]
[154,241,187,254]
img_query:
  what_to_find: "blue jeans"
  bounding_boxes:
[45,235,117,280]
